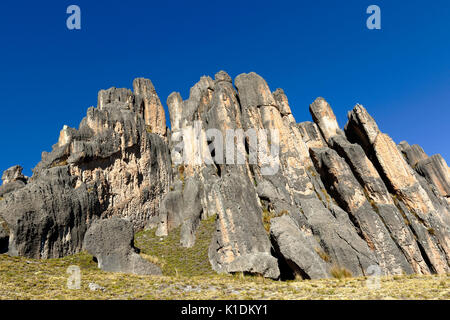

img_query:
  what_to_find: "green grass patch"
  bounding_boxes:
[134,215,217,277]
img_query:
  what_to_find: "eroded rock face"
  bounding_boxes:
[1,71,449,279]
[416,154,450,198]
[345,104,450,273]
[83,217,162,275]
[310,147,413,275]
[133,78,167,137]
[1,166,100,258]
[0,79,172,259]
[208,173,280,279]
[270,214,330,279]
[0,165,27,197]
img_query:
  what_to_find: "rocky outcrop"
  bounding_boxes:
[1,71,449,279]
[345,104,450,273]
[310,147,413,275]
[416,155,450,198]
[0,165,27,197]
[270,214,330,279]
[0,80,172,259]
[156,177,203,248]
[208,173,280,279]
[83,217,162,275]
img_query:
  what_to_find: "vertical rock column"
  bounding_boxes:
[345,104,450,273]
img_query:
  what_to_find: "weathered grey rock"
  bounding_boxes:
[167,92,183,131]
[0,79,172,259]
[309,97,344,143]
[398,141,428,168]
[345,104,450,272]
[270,214,330,279]
[0,166,101,258]
[214,70,232,83]
[156,176,203,247]
[272,88,292,116]
[297,197,379,277]
[0,180,26,198]
[208,172,280,278]
[310,147,413,275]
[2,71,449,280]
[1,165,27,185]
[0,165,27,197]
[416,154,450,198]
[330,135,430,274]
[98,87,133,111]
[226,253,280,279]
[235,72,277,109]
[133,78,167,136]
[83,217,162,275]
[297,122,327,149]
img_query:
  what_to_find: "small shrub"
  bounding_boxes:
[262,209,288,233]
[428,228,435,235]
[0,197,3,201]
[146,126,152,133]
[315,248,331,263]
[330,265,352,279]
[51,159,68,168]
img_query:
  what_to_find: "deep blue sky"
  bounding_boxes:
[0,0,449,177]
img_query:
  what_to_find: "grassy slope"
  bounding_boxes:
[0,216,449,300]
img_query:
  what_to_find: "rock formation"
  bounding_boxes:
[0,71,449,278]
[83,217,162,275]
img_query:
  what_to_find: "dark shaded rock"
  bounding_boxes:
[297,197,379,276]
[156,177,203,248]
[345,104,450,272]
[272,88,292,116]
[416,154,450,198]
[0,166,101,258]
[310,147,413,275]
[297,121,327,149]
[330,135,430,274]
[398,141,428,168]
[270,214,330,279]
[83,217,162,275]
[0,222,8,254]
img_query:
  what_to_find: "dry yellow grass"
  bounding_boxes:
[0,253,448,300]
[0,216,448,300]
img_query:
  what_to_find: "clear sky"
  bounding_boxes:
[0,0,449,177]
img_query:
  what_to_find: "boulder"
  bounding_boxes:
[270,214,330,279]
[83,217,162,275]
